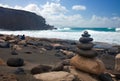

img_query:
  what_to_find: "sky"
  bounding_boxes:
[0,0,120,28]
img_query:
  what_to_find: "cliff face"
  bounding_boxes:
[0,7,54,30]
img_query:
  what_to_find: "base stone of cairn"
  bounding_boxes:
[115,53,120,72]
[70,55,105,75]
[70,31,106,75]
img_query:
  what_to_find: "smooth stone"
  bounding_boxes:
[77,43,94,50]
[70,55,106,75]
[76,49,98,58]
[31,65,52,75]
[79,37,93,43]
[34,71,75,81]
[7,58,24,67]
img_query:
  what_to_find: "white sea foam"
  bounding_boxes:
[0,29,120,45]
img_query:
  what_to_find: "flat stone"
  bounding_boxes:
[79,37,93,43]
[82,33,91,37]
[34,71,75,81]
[76,49,98,58]
[77,43,94,50]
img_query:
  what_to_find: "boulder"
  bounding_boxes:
[34,71,75,81]
[70,55,106,75]
[115,54,120,72]
[76,49,98,58]
[7,58,24,67]
[77,43,94,50]
[69,66,98,81]
[31,65,52,75]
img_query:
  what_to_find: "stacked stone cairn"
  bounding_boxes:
[70,31,106,75]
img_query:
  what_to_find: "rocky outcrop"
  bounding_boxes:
[0,7,54,30]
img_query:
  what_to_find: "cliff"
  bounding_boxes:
[0,7,54,30]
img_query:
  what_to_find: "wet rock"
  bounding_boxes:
[70,55,106,75]
[31,64,52,75]
[7,58,24,67]
[34,71,75,81]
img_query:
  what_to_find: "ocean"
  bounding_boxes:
[0,27,120,45]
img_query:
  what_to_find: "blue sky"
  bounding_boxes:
[0,0,120,27]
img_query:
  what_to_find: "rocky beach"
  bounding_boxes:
[0,31,120,81]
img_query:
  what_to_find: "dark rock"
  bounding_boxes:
[82,31,91,37]
[76,49,98,58]
[44,45,53,50]
[0,7,54,30]
[31,65,52,75]
[77,43,94,50]
[79,37,93,43]
[98,73,113,81]
[0,42,10,48]
[14,68,25,74]
[24,51,32,54]
[7,58,24,67]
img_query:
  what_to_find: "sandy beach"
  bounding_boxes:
[0,34,120,81]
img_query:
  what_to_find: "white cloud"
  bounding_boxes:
[0,3,120,28]
[72,5,86,11]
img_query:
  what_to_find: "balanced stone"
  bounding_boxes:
[77,43,94,50]
[76,49,98,58]
[82,31,91,37]
[79,37,93,43]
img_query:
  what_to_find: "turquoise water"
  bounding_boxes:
[57,27,119,32]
